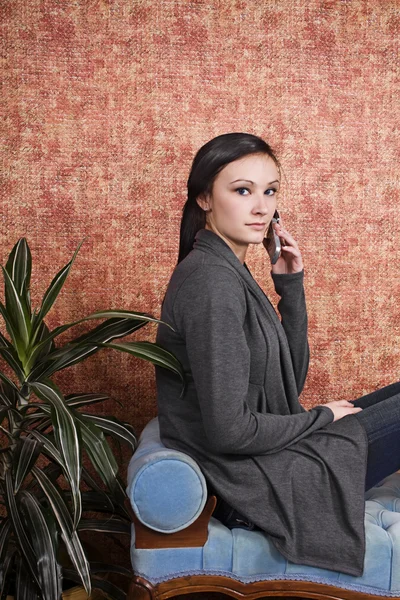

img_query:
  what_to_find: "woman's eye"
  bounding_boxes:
[235,187,278,196]
[236,187,250,196]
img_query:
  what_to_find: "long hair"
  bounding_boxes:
[177,132,280,264]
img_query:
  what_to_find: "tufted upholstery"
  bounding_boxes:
[127,417,400,596]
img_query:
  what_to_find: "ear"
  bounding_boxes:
[196,193,210,212]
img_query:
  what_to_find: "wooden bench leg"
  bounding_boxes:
[127,575,155,600]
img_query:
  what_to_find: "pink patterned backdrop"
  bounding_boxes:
[2,0,399,461]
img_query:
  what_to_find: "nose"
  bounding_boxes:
[251,193,274,217]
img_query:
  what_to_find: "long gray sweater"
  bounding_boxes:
[155,227,369,576]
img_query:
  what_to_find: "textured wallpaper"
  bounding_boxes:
[2,0,400,442]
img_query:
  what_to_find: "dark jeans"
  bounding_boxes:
[351,380,400,491]
[212,380,400,529]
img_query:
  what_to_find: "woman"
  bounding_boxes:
[155,132,400,577]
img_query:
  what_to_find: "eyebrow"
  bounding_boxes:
[229,179,280,185]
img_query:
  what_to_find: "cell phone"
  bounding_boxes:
[263,210,284,264]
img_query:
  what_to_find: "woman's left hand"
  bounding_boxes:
[270,221,304,274]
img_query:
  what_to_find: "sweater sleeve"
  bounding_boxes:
[271,270,309,395]
[173,265,333,456]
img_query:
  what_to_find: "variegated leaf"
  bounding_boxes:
[32,467,91,594]
[30,381,82,529]
[19,491,62,600]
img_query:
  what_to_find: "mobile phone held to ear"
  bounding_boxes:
[263,210,284,264]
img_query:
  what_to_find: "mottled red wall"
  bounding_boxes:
[2,0,400,439]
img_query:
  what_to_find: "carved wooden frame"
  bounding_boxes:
[128,574,399,600]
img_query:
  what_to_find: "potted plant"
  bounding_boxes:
[0,238,184,599]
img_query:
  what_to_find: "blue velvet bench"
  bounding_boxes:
[125,417,400,599]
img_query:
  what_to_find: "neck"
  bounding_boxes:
[204,224,248,264]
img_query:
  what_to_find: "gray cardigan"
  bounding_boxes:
[155,228,369,576]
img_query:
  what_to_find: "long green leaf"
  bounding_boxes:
[25,462,62,494]
[65,393,110,409]
[26,311,176,383]
[28,429,65,467]
[26,322,73,356]
[1,266,30,348]
[80,489,119,514]
[24,321,56,373]
[20,491,62,600]
[5,238,32,297]
[0,330,12,348]
[21,411,50,431]
[0,546,16,598]
[0,426,13,443]
[31,239,85,339]
[24,322,89,372]
[19,401,50,416]
[26,316,147,378]
[0,452,11,482]
[32,467,91,594]
[37,418,52,434]
[4,471,40,588]
[14,436,41,493]
[30,339,185,391]
[30,381,82,529]
[81,413,137,449]
[70,315,149,343]
[92,340,185,380]
[0,407,10,424]
[73,412,121,497]
[58,489,127,519]
[66,309,169,326]
[0,519,12,582]
[5,238,32,318]
[27,345,101,381]
[0,370,22,397]
[0,374,19,408]
[0,345,25,383]
[77,518,130,534]
[21,418,51,434]
[80,468,116,512]
[0,409,21,441]
[47,309,171,343]
[0,301,24,360]
[15,553,39,600]
[29,310,161,356]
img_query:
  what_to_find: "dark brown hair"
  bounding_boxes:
[177,132,280,264]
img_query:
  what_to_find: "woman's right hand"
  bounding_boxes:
[323,400,363,422]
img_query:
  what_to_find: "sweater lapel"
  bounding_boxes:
[193,228,281,327]
[192,228,302,412]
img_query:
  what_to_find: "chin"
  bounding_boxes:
[245,230,266,242]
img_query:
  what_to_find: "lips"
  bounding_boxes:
[247,223,266,226]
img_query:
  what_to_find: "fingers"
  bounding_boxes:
[270,220,304,273]
[280,241,302,258]
[274,222,299,249]
[337,400,363,415]
[337,400,362,411]
[281,245,299,255]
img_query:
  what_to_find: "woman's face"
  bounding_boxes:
[197,153,280,263]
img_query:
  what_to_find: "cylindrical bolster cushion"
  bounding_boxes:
[126,418,208,533]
